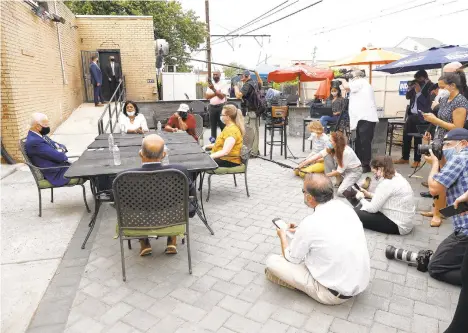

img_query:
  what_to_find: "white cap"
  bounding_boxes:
[443,62,463,73]
[177,104,190,113]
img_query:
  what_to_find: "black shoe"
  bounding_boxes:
[362,166,371,173]
[420,191,432,198]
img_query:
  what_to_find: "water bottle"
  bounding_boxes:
[157,121,162,133]
[112,145,121,166]
[162,145,169,165]
[108,133,114,151]
[120,123,126,136]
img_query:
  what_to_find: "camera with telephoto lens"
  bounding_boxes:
[418,138,443,160]
[385,245,433,272]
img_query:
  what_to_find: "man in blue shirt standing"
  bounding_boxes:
[427,128,468,285]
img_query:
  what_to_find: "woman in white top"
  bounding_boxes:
[119,101,149,134]
[298,131,362,197]
[355,156,415,235]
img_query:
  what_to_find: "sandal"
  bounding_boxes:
[165,245,178,255]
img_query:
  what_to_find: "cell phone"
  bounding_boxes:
[440,203,468,218]
[272,218,288,230]
[353,183,362,191]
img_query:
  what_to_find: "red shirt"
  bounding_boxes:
[167,114,198,141]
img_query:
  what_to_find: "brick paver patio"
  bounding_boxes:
[26,134,460,333]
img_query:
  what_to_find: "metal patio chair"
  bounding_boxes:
[19,138,90,217]
[206,126,254,201]
[113,169,192,281]
[194,113,204,145]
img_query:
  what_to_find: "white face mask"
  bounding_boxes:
[220,115,225,124]
[439,89,450,99]
[127,111,135,117]
[331,91,338,97]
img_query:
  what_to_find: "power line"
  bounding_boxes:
[210,0,290,44]
[211,0,323,47]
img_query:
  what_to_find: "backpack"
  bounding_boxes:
[246,81,267,117]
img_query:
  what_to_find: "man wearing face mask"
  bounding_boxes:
[342,70,378,173]
[206,70,228,140]
[265,173,370,304]
[105,56,122,98]
[25,113,75,187]
[164,103,198,141]
[423,128,468,285]
[394,70,434,168]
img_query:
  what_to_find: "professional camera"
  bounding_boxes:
[385,245,433,272]
[418,138,443,160]
[407,79,417,87]
[334,69,353,81]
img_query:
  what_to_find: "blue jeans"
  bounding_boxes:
[320,115,338,132]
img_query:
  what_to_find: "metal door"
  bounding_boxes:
[81,50,99,102]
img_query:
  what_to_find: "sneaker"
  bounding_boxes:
[361,177,371,190]
[265,268,296,290]
[393,159,409,164]
[420,191,432,198]
[411,162,420,168]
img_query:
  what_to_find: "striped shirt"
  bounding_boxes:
[359,173,415,235]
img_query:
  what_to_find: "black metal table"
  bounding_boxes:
[65,132,218,249]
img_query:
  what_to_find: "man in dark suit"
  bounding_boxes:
[127,134,196,256]
[25,113,73,186]
[394,69,434,168]
[105,56,122,99]
[89,55,104,107]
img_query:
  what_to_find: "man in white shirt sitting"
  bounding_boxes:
[265,173,370,305]
[342,70,379,173]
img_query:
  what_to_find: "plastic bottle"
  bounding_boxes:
[112,145,121,166]
[157,121,162,133]
[162,145,169,165]
[108,133,114,150]
[120,123,126,136]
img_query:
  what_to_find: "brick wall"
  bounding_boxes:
[76,15,157,102]
[1,1,83,161]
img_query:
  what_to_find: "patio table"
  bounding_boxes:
[65,132,217,249]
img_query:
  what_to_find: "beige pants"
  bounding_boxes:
[245,111,260,155]
[265,254,349,305]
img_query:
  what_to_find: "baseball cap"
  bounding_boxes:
[444,128,468,141]
[177,104,190,113]
[242,70,251,77]
[443,62,463,73]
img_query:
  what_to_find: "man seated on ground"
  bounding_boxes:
[164,103,198,141]
[423,128,468,285]
[265,173,370,305]
[128,134,196,256]
[25,113,75,186]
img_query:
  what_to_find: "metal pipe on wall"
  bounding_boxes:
[54,0,67,84]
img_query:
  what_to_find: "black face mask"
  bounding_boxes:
[180,112,188,120]
[213,76,220,83]
[39,126,50,136]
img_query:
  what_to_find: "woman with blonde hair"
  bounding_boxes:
[205,104,245,167]
[294,121,332,177]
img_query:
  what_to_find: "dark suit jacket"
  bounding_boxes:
[105,62,122,80]
[406,80,434,116]
[89,62,102,86]
[125,163,197,216]
[25,131,70,187]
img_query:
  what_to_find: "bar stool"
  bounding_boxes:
[264,106,288,160]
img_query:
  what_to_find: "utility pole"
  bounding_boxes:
[205,0,212,78]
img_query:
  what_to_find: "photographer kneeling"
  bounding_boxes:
[265,173,370,305]
[425,128,468,285]
[354,156,415,235]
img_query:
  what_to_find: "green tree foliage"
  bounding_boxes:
[222,62,245,79]
[65,0,207,72]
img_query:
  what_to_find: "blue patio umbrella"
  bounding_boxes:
[255,64,279,80]
[374,45,468,74]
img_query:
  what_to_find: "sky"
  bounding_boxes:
[179,0,468,70]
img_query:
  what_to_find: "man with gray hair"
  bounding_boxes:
[265,173,370,305]
[126,134,196,256]
[342,70,379,173]
[25,113,75,186]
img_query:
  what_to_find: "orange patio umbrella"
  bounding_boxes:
[268,63,334,82]
[314,79,331,99]
[330,47,403,83]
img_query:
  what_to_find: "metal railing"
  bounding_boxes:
[97,77,126,134]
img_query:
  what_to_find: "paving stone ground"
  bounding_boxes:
[26,132,460,333]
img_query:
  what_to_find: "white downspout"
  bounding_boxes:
[54,0,67,84]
